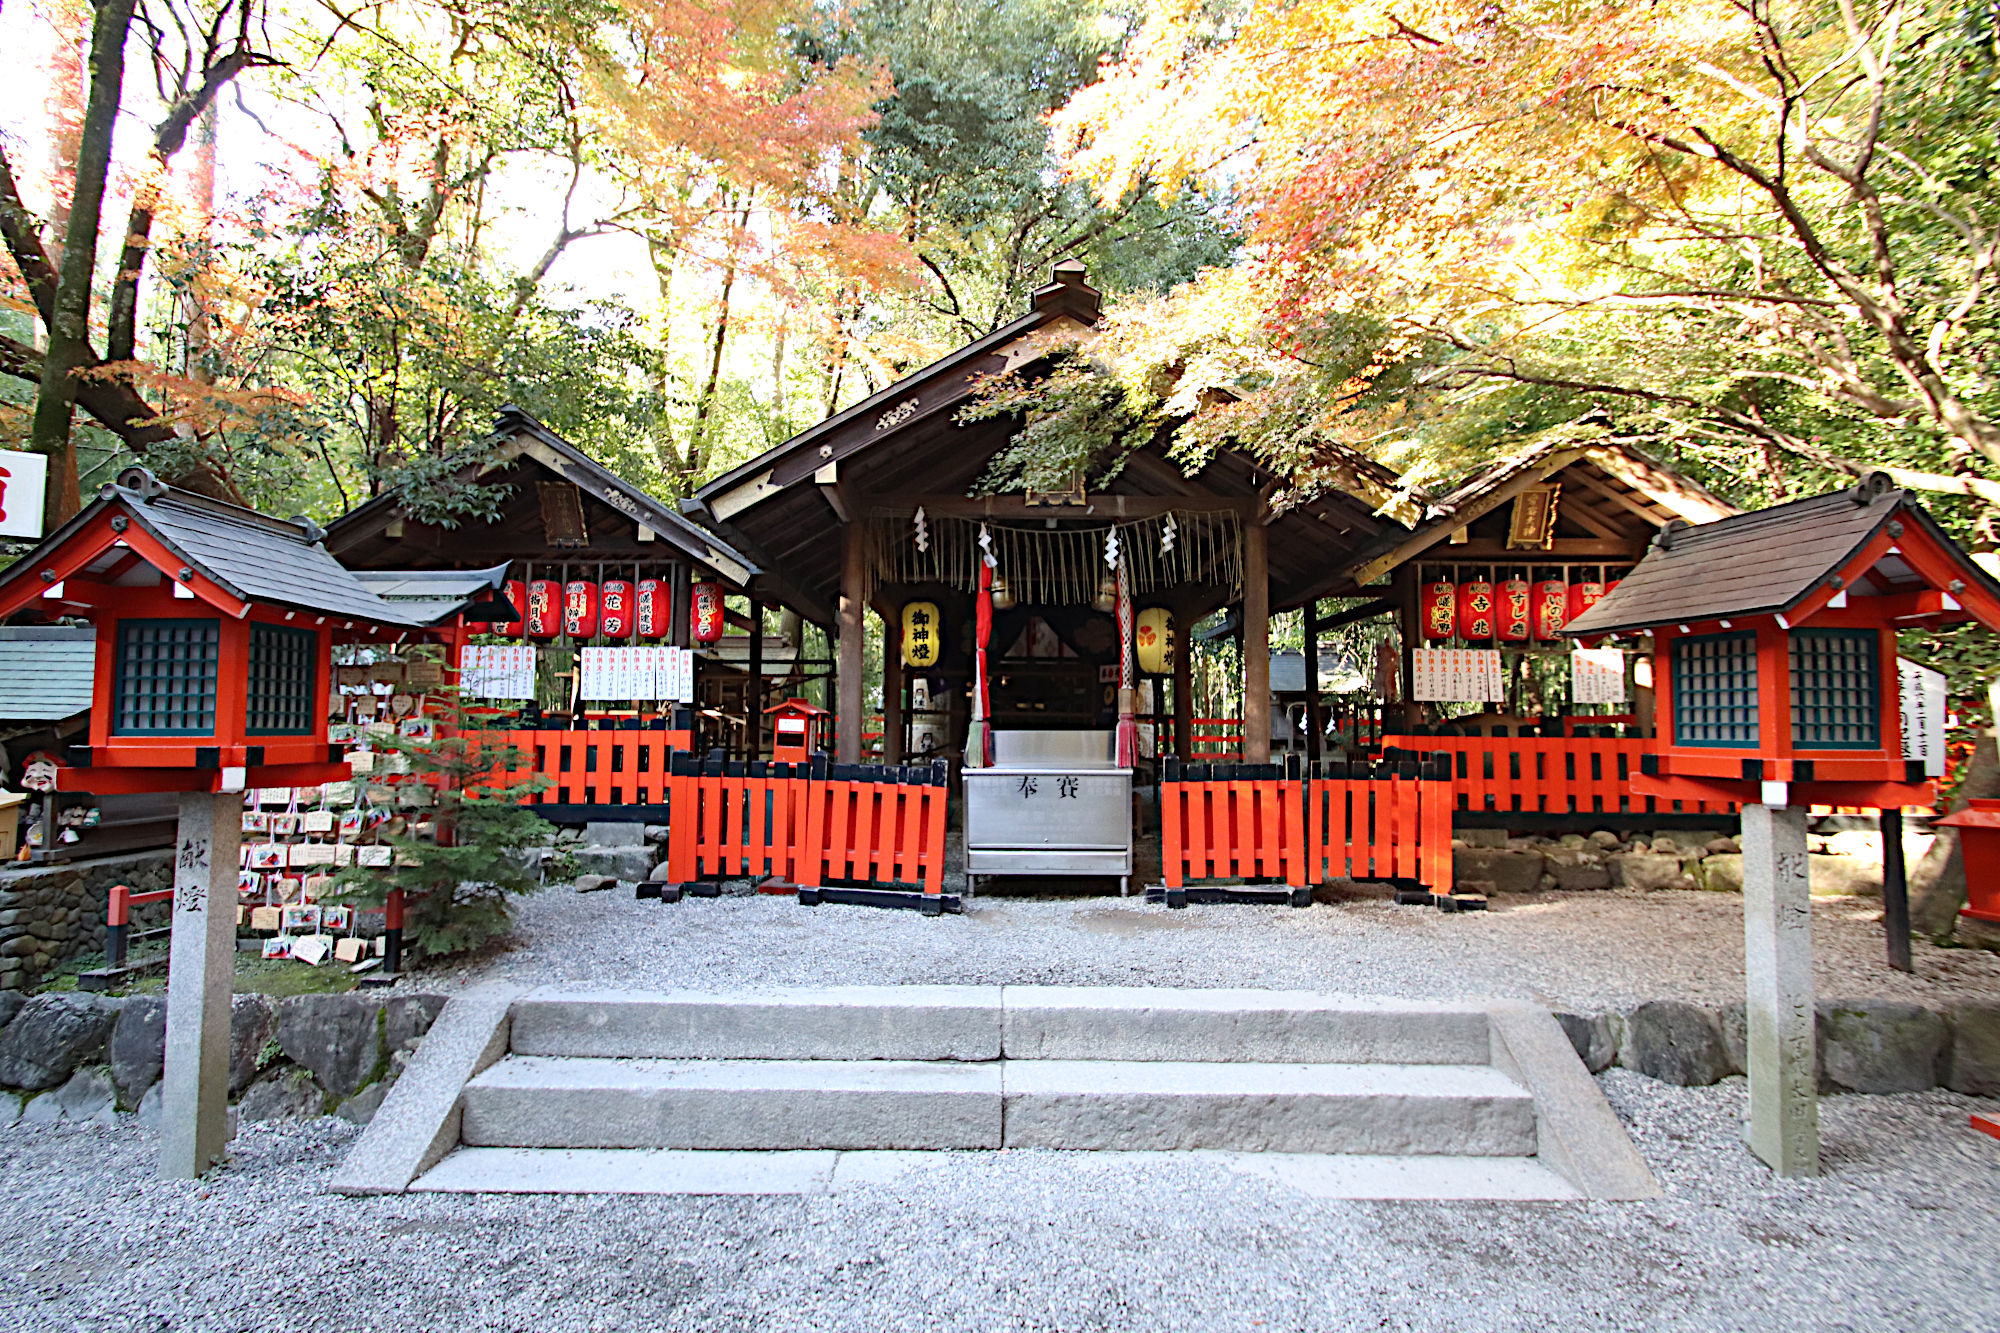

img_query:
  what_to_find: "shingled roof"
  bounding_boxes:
[0,470,506,630]
[1563,478,2000,636]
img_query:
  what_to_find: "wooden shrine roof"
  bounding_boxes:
[1564,478,2000,635]
[325,408,766,594]
[1343,434,1739,587]
[689,262,1405,618]
[0,470,505,629]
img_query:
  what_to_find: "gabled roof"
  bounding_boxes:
[0,470,500,630]
[694,260,1104,524]
[1343,431,1738,587]
[0,627,94,721]
[1564,478,2000,636]
[325,408,758,586]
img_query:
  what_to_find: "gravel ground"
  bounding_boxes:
[1,1074,1995,1332]
[419,883,2000,1012]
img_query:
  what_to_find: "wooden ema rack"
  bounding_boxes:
[1155,755,1457,909]
[656,752,953,914]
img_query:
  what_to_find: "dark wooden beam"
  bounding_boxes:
[878,494,1251,520]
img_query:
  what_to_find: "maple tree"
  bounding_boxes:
[1051,0,2000,528]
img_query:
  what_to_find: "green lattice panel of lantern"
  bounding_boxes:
[1790,628,1880,749]
[1672,631,1759,748]
[113,618,220,736]
[247,622,318,735]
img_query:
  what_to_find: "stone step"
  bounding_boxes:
[458,1056,1533,1155]
[507,987,1002,1062]
[460,1056,1004,1150]
[1001,987,1493,1064]
[506,986,1490,1064]
[410,1147,1581,1200]
[1002,1060,1535,1155]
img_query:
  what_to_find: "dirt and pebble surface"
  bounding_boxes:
[0,1072,1993,1332]
[421,882,2000,1011]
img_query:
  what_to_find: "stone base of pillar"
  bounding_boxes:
[1741,801,1819,1177]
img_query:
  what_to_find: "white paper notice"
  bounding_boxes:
[1898,658,1947,777]
[1571,648,1628,704]
[1412,647,1505,703]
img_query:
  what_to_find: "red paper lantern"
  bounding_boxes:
[691,581,725,645]
[635,578,666,639]
[1498,578,1532,642]
[564,580,599,640]
[1567,580,1606,623]
[1420,580,1456,640]
[526,580,561,639]
[1532,580,1568,640]
[600,580,633,639]
[1456,579,1496,640]
[499,579,526,638]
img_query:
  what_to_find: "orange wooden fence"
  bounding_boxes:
[1390,737,1741,820]
[1306,756,1454,891]
[660,752,952,904]
[466,728,680,807]
[1160,759,1307,889]
[1159,756,1455,898]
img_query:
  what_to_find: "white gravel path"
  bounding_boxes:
[1,1075,1995,1332]
[420,884,2000,1012]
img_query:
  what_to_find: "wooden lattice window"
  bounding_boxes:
[113,618,220,736]
[1672,631,1759,748]
[1790,629,1880,750]
[247,623,318,736]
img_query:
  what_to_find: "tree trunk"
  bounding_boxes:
[32,0,135,531]
[183,100,218,382]
[39,0,90,273]
[688,200,752,481]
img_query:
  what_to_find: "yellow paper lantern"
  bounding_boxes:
[1135,606,1174,674]
[901,600,943,668]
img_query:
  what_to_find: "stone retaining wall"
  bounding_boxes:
[0,851,173,993]
[0,989,446,1128]
[1556,997,2000,1095]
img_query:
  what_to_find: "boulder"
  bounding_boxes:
[275,994,385,1102]
[583,821,648,848]
[0,989,25,1032]
[572,874,615,894]
[230,994,278,1094]
[1545,848,1611,891]
[1718,1002,1748,1075]
[643,824,669,846]
[1455,828,1508,849]
[383,994,447,1051]
[573,847,655,882]
[650,861,674,884]
[134,1082,162,1130]
[335,1079,392,1126]
[1610,853,1684,893]
[1621,1000,1730,1086]
[1555,1011,1618,1073]
[109,996,167,1106]
[1699,854,1744,893]
[0,994,117,1090]
[1945,1001,2000,1096]
[1587,831,1621,850]
[1557,834,1589,849]
[1705,837,1741,856]
[1818,1000,1946,1093]
[1808,854,1881,898]
[49,1066,116,1122]
[1649,836,1680,854]
[1451,848,1545,895]
[237,1068,324,1122]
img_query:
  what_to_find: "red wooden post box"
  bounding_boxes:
[766,697,830,764]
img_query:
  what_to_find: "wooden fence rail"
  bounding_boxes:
[1388,737,1741,820]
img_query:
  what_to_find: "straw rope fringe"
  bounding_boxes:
[870,513,1240,604]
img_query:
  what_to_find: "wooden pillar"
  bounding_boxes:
[746,596,763,759]
[1882,807,1912,973]
[882,608,904,764]
[836,521,866,764]
[1173,608,1193,760]
[1393,563,1420,728]
[669,560,691,648]
[1303,597,1323,762]
[1243,522,1270,763]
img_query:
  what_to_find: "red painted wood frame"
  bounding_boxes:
[664,752,814,886]
[799,760,951,895]
[1159,758,1307,889]
[1304,756,1453,893]
[467,728,679,806]
[1400,737,1741,818]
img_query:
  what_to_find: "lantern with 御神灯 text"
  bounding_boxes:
[902,601,942,668]
[1136,606,1174,674]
